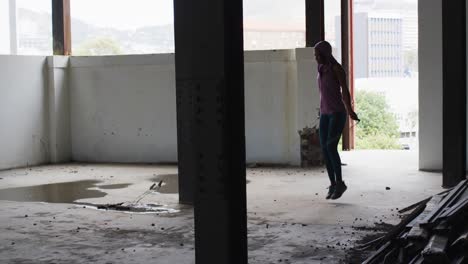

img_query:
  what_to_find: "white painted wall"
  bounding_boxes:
[295,48,320,130]
[294,48,320,162]
[69,54,178,163]
[418,0,443,170]
[0,49,320,169]
[69,49,319,165]
[244,49,298,164]
[0,56,49,170]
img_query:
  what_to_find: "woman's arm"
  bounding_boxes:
[333,64,359,121]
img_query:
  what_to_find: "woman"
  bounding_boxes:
[314,40,359,200]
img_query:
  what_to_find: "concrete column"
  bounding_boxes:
[47,56,71,163]
[442,0,466,187]
[305,0,324,47]
[173,0,248,263]
[9,0,17,54]
[418,0,443,171]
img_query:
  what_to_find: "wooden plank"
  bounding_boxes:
[408,254,423,264]
[362,202,426,259]
[383,247,399,264]
[407,194,444,227]
[438,188,468,221]
[374,203,426,248]
[406,226,429,243]
[420,180,467,227]
[422,234,450,263]
[450,230,468,252]
[363,242,394,264]
[431,220,451,235]
[357,235,384,250]
[452,255,466,264]
[399,190,451,214]
[401,242,426,263]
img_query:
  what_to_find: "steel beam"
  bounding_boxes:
[52,0,71,55]
[305,0,324,47]
[442,0,466,188]
[341,0,355,150]
[173,0,248,263]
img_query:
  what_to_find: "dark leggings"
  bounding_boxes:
[319,112,347,185]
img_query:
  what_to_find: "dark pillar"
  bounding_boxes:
[442,0,466,187]
[341,0,355,150]
[52,0,71,55]
[305,0,324,47]
[173,0,248,263]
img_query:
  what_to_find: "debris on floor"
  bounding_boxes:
[362,179,468,263]
[91,202,178,213]
[298,127,323,167]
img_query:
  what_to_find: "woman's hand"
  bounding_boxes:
[349,111,359,121]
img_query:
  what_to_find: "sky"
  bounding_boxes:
[0,1,9,53]
[8,0,417,28]
[10,0,340,30]
[13,0,174,29]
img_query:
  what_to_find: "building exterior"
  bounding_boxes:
[336,12,404,78]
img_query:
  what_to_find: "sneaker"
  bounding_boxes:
[331,181,347,200]
[326,185,336,199]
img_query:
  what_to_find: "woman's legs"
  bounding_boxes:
[320,113,347,184]
[326,112,347,183]
[319,114,336,186]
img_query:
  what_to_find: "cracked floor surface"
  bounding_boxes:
[0,150,442,263]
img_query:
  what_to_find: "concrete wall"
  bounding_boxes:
[0,49,320,169]
[69,54,178,163]
[0,56,49,170]
[418,0,443,171]
[69,49,319,165]
[244,50,297,164]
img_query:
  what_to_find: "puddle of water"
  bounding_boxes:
[0,180,181,215]
[0,180,106,203]
[150,174,178,194]
[97,183,132,190]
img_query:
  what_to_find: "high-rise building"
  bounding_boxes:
[354,0,418,51]
[401,14,417,51]
[336,12,403,78]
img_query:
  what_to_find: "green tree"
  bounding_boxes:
[74,37,123,56]
[355,90,401,149]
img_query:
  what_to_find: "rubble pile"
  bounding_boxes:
[298,127,323,167]
[363,179,468,264]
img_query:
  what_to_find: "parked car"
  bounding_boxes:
[401,144,410,150]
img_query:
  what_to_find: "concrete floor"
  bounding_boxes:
[0,150,443,264]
